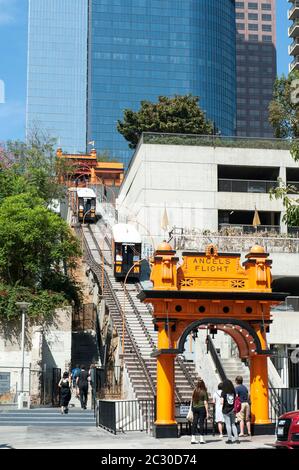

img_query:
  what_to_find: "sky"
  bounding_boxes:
[0,0,292,142]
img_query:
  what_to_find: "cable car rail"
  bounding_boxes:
[79,224,156,399]
[82,223,197,403]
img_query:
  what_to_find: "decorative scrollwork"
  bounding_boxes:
[230,279,245,288]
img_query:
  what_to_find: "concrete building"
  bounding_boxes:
[117,134,297,244]
[288,0,299,72]
[116,134,299,389]
[235,0,276,137]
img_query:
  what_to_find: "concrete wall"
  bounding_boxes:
[267,310,299,345]
[42,307,72,373]
[0,307,72,404]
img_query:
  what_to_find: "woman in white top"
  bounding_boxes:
[213,382,224,438]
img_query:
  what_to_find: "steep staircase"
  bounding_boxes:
[221,357,250,389]
[83,223,199,403]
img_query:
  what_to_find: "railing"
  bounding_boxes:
[72,303,96,331]
[289,1,299,19]
[97,399,154,434]
[98,366,122,399]
[289,38,299,54]
[169,227,299,253]
[81,226,156,399]
[218,223,281,234]
[142,132,292,150]
[206,335,227,383]
[218,178,278,193]
[269,388,299,422]
[290,56,299,72]
[289,19,299,36]
[270,353,299,388]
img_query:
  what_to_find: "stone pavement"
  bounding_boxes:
[0,425,277,449]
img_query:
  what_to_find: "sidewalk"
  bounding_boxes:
[0,425,277,449]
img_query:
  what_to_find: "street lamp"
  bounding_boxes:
[15,301,31,404]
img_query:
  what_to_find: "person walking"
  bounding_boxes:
[76,364,89,410]
[58,371,71,415]
[212,382,224,438]
[71,364,81,396]
[221,379,240,444]
[235,376,251,439]
[190,379,209,444]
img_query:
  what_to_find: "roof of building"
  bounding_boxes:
[112,224,141,243]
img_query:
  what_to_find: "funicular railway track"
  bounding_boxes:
[77,222,198,407]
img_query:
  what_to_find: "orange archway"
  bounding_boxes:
[138,242,287,438]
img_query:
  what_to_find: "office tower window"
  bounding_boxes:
[261,3,271,10]
[236,2,245,8]
[262,35,272,42]
[237,23,245,30]
[249,24,259,31]
[248,34,259,41]
[262,14,272,21]
[27,0,237,166]
[236,12,245,19]
[262,24,272,32]
[248,13,259,20]
[248,3,258,9]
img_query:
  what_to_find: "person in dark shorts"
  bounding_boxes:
[58,371,71,415]
[76,364,89,409]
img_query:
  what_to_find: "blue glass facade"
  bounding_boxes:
[26,0,88,153]
[88,0,236,166]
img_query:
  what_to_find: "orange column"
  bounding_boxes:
[155,323,176,427]
[250,327,270,424]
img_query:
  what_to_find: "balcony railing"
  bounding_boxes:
[289,38,299,55]
[218,178,278,193]
[218,223,281,235]
[289,56,299,72]
[288,19,299,37]
[169,226,299,253]
[141,133,292,150]
[288,1,299,20]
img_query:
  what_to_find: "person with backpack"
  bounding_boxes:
[76,364,89,409]
[221,379,240,444]
[235,375,251,439]
[58,371,71,415]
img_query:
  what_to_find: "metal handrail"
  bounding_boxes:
[135,283,196,395]
[206,335,227,383]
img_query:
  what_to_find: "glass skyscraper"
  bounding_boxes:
[26,0,88,153]
[27,0,236,166]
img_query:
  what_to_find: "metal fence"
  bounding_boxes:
[269,388,299,422]
[0,365,61,406]
[97,399,154,434]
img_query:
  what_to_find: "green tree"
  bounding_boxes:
[268,72,299,226]
[0,193,80,287]
[4,130,64,204]
[268,71,299,138]
[117,94,214,149]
